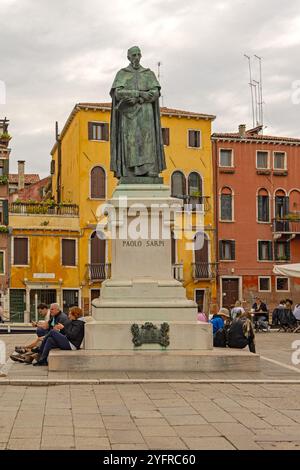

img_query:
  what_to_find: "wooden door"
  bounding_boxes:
[222,278,239,310]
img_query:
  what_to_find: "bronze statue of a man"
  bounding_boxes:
[110,46,166,179]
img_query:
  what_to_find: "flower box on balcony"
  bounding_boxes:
[0,176,8,185]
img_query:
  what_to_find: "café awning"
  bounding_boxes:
[273,263,300,278]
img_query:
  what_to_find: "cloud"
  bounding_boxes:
[0,0,299,175]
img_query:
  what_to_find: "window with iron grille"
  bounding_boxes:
[13,238,29,265]
[188,130,201,148]
[62,239,76,266]
[88,122,109,141]
[219,240,235,260]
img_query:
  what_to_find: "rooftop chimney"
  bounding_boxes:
[238,124,246,137]
[18,160,25,190]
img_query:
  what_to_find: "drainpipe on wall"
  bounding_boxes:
[212,137,220,308]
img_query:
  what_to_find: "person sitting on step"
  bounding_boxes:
[33,306,85,366]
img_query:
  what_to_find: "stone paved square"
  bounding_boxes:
[1,332,300,450]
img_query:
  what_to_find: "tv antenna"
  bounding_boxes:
[244,54,255,128]
[244,54,264,131]
[254,55,264,130]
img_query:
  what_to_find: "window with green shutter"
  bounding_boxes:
[219,240,235,260]
[0,251,4,274]
[258,241,273,261]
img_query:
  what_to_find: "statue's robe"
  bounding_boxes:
[110,65,166,177]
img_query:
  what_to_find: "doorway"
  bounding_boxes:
[62,289,79,313]
[195,289,205,312]
[221,278,239,310]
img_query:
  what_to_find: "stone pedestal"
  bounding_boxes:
[84,183,213,360]
[49,183,260,373]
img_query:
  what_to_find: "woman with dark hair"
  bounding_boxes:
[33,307,85,366]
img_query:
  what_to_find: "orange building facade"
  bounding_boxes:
[212,125,300,311]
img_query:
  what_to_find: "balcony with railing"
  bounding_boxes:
[88,263,111,282]
[272,216,300,235]
[192,262,217,280]
[171,195,211,212]
[172,263,184,282]
[9,202,79,216]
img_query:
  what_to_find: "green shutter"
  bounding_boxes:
[231,241,236,260]
[258,241,262,260]
[286,241,291,260]
[269,242,273,261]
[88,122,93,140]
[274,242,279,261]
[3,159,9,176]
[219,240,223,260]
[50,160,55,175]
[3,200,8,226]
[103,123,109,141]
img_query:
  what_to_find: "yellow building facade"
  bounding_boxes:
[9,103,216,320]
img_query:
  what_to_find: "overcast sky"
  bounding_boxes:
[1,0,300,176]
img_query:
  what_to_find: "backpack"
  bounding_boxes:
[213,327,228,348]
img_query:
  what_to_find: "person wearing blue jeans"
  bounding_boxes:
[33,307,85,366]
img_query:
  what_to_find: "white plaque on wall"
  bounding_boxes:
[33,273,55,279]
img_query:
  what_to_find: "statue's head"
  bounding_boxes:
[127,46,141,69]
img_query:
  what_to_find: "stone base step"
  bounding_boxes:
[48,349,260,372]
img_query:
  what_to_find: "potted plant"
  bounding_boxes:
[0,132,11,143]
[0,175,8,185]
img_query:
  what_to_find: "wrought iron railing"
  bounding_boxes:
[171,195,211,212]
[9,202,79,216]
[88,263,111,281]
[272,218,300,234]
[192,262,217,280]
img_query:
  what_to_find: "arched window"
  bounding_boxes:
[220,187,233,221]
[188,172,202,207]
[90,166,106,199]
[275,189,289,232]
[275,189,288,218]
[171,171,186,199]
[194,232,210,279]
[257,188,269,222]
[90,231,106,280]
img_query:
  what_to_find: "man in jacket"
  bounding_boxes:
[33,307,85,366]
[227,312,256,353]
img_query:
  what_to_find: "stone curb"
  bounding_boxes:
[1,378,300,386]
